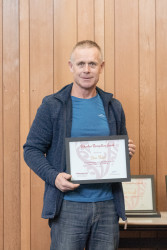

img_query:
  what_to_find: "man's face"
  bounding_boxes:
[68,47,104,91]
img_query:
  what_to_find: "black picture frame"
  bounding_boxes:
[65,135,130,184]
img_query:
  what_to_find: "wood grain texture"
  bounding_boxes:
[0,0,3,249]
[30,0,53,249]
[3,0,20,249]
[156,0,167,211]
[115,2,139,247]
[54,0,77,92]
[20,0,30,249]
[115,0,139,175]
[95,0,105,89]
[104,0,115,94]
[139,2,157,245]
[77,0,94,41]
[139,0,156,176]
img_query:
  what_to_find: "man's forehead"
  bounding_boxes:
[74,46,99,54]
[72,47,101,61]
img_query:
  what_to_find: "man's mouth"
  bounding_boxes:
[81,77,92,80]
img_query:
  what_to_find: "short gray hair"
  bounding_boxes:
[70,40,103,62]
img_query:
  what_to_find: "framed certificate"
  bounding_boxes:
[65,135,130,184]
[122,175,160,217]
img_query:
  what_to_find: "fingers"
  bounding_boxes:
[128,139,136,157]
[55,172,80,192]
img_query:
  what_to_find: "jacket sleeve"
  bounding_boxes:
[120,105,128,136]
[120,105,133,160]
[23,98,59,187]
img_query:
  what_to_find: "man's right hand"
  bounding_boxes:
[55,172,80,192]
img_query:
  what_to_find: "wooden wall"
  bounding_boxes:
[0,0,167,249]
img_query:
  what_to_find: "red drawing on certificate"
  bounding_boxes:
[69,139,127,181]
[123,178,153,211]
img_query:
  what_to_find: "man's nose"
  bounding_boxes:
[83,64,90,72]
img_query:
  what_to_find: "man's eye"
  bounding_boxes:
[89,62,96,66]
[78,62,84,66]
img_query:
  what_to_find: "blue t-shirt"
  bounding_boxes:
[64,94,113,202]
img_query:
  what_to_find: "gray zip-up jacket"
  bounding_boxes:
[23,83,128,220]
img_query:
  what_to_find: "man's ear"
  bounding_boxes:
[100,61,105,73]
[68,60,73,72]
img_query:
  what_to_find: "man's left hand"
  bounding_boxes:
[128,139,136,158]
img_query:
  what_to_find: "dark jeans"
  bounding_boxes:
[49,199,119,250]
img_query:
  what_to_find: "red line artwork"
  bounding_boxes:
[124,180,147,210]
[74,140,119,179]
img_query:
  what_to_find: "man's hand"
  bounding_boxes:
[55,172,80,192]
[128,139,136,158]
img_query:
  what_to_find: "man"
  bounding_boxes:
[24,40,136,250]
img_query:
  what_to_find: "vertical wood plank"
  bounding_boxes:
[104,0,115,94]
[139,2,157,246]
[3,0,20,249]
[139,0,156,177]
[77,0,94,41]
[95,0,105,89]
[115,2,139,247]
[20,0,30,249]
[0,0,3,249]
[115,0,139,175]
[30,0,53,249]
[156,0,167,211]
[54,0,77,92]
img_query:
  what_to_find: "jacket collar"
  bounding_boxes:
[96,86,113,105]
[53,83,73,103]
[54,83,113,105]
